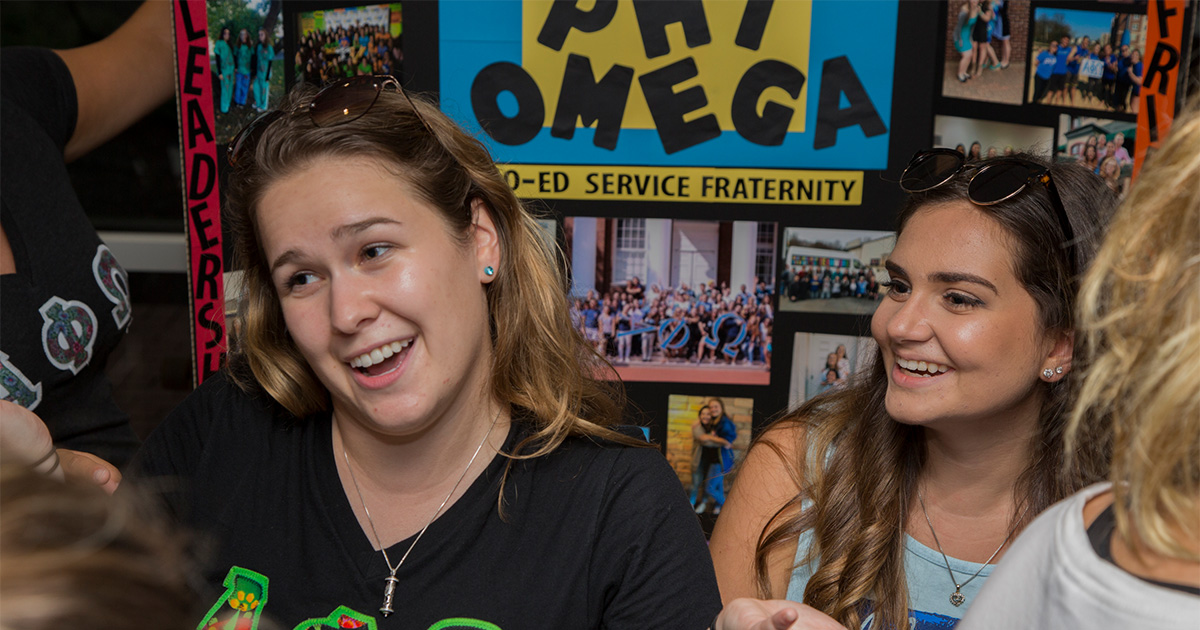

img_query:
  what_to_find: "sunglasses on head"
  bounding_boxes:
[227,75,431,166]
[899,149,1076,255]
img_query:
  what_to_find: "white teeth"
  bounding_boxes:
[350,339,411,369]
[898,358,948,375]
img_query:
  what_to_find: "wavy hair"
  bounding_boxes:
[224,81,634,461]
[753,156,1118,629]
[1068,107,1200,561]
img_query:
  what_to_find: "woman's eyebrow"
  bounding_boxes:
[885,261,999,295]
[331,217,401,240]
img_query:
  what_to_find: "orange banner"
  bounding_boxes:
[1134,0,1188,179]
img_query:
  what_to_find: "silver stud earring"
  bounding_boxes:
[1055,366,1064,374]
[1042,368,1055,379]
[484,266,495,277]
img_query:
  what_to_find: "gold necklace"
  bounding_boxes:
[916,488,1029,607]
[341,410,500,617]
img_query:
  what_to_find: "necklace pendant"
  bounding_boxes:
[949,588,965,607]
[380,575,399,617]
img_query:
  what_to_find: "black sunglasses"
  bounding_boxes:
[227,75,430,166]
[899,149,1076,257]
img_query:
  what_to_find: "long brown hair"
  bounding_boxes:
[753,156,1117,629]
[224,82,636,460]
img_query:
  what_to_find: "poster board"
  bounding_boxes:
[173,0,1195,453]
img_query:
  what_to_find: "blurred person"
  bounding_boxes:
[1032,41,1058,103]
[233,28,252,106]
[212,26,235,113]
[1,1,174,480]
[954,0,978,83]
[252,27,274,112]
[0,463,197,630]
[958,104,1200,630]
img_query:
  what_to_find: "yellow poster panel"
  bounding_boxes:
[500,164,862,205]
[522,0,812,132]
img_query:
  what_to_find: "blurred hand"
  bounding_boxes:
[0,400,121,493]
[0,400,57,474]
[714,599,845,630]
[59,448,122,494]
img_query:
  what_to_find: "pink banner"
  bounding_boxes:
[173,0,226,385]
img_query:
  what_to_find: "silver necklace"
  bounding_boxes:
[341,410,500,617]
[916,488,1029,607]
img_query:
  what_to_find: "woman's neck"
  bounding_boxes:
[1087,491,1200,589]
[333,395,511,497]
[919,407,1039,515]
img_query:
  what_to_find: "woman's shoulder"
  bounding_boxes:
[542,426,664,472]
[749,417,813,473]
[138,369,304,462]
[508,427,692,523]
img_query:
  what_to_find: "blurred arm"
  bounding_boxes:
[56,0,175,162]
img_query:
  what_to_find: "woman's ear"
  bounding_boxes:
[470,198,501,283]
[1040,329,1074,382]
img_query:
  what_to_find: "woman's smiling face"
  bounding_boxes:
[871,202,1060,430]
[257,156,498,437]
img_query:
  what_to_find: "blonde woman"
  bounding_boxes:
[1099,156,1123,195]
[959,107,1200,629]
[130,77,720,627]
[711,151,1117,629]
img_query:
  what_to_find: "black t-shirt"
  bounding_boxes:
[130,372,722,629]
[0,47,139,467]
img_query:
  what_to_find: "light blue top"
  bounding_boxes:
[786,526,996,629]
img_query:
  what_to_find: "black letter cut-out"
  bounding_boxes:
[177,0,206,42]
[195,253,221,300]
[188,153,216,200]
[1155,0,1177,37]
[814,56,886,150]
[186,98,215,148]
[1143,44,1178,96]
[735,0,774,50]
[471,62,545,146]
[183,45,206,96]
[639,58,720,154]
[732,59,805,146]
[631,0,711,59]
[552,54,634,150]
[198,302,224,350]
[188,201,219,251]
[537,0,619,51]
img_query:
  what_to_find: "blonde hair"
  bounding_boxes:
[225,82,634,459]
[0,465,197,629]
[1068,106,1200,561]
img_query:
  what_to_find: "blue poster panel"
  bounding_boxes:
[439,0,898,170]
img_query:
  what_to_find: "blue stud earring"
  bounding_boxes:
[484,266,495,277]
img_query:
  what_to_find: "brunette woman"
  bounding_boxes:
[711,150,1116,628]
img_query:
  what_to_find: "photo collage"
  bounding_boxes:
[938,0,1151,199]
